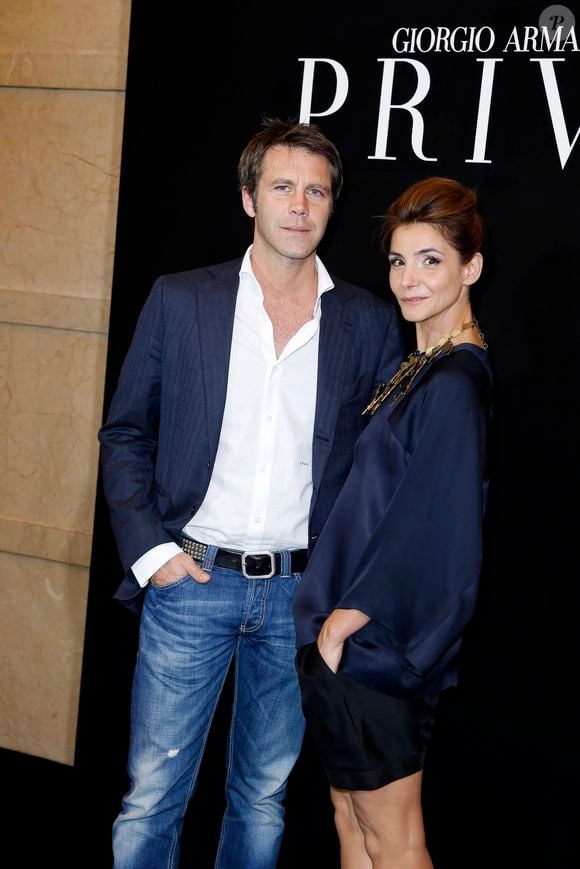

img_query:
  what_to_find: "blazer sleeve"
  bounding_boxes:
[98,277,174,571]
[336,361,490,677]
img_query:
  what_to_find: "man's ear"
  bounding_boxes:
[241,187,256,218]
[464,251,483,286]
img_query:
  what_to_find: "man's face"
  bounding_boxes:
[242,145,333,263]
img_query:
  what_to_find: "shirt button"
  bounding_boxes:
[266,414,273,422]
[254,517,262,524]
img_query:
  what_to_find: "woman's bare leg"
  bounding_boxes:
[348,771,432,869]
[330,787,372,869]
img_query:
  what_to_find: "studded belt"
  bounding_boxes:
[179,535,308,579]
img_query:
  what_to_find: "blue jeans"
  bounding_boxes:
[112,556,305,869]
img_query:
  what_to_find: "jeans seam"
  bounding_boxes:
[215,637,240,865]
[240,578,269,633]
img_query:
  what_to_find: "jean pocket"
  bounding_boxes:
[149,573,191,592]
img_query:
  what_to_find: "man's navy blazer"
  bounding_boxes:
[98,258,404,611]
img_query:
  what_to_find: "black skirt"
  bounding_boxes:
[296,642,438,791]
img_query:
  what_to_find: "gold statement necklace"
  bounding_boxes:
[363,319,487,416]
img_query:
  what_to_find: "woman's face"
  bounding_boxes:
[388,222,480,327]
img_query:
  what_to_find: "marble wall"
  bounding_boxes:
[0,0,130,764]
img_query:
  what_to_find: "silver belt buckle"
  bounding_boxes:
[241,551,276,579]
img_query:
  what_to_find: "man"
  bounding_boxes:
[99,118,404,868]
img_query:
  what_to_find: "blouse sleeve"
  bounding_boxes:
[336,358,491,677]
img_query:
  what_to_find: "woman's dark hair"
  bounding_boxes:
[238,117,343,209]
[381,176,484,262]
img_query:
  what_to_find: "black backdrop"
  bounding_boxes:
[75,2,579,866]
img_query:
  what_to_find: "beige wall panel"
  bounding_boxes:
[0,0,130,769]
[0,287,109,334]
[0,0,130,89]
[0,551,89,763]
[0,322,107,537]
[0,88,124,300]
[0,517,92,567]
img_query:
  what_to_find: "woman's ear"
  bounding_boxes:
[464,251,483,286]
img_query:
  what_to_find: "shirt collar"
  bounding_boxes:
[239,245,334,307]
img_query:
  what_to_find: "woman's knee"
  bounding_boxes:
[330,788,361,837]
[350,773,426,847]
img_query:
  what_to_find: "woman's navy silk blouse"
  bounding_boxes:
[293,344,493,699]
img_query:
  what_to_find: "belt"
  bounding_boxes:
[179,535,308,579]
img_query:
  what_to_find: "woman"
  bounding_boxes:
[293,176,493,868]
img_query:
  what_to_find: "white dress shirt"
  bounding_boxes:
[132,247,333,585]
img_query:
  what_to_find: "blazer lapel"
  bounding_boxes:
[196,262,240,457]
[311,286,353,508]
